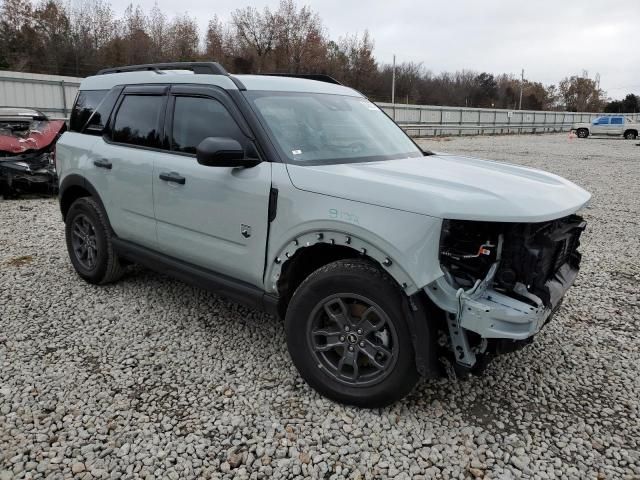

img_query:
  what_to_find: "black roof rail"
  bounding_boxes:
[97,62,228,76]
[259,73,342,85]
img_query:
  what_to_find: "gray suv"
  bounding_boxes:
[57,62,591,407]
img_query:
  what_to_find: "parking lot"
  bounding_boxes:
[1,133,639,479]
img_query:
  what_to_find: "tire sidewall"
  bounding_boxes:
[65,198,109,283]
[285,261,418,407]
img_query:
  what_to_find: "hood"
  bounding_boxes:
[0,119,66,155]
[286,154,591,222]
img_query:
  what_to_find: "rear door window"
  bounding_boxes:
[170,96,245,154]
[610,117,623,125]
[111,95,164,148]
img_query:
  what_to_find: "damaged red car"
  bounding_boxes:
[0,107,65,198]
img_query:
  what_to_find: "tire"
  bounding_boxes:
[576,128,589,138]
[624,130,637,140]
[285,259,420,407]
[65,196,124,284]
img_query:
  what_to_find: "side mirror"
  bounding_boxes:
[196,137,260,168]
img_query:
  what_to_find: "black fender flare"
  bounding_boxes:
[58,174,110,228]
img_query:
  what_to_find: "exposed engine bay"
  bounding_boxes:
[439,215,586,307]
[429,214,586,375]
[0,108,65,198]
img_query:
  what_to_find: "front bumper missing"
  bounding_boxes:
[0,155,57,197]
[424,262,579,367]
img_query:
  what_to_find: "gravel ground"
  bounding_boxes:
[1,133,639,480]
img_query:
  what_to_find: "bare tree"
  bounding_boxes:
[166,14,199,61]
[231,6,278,72]
[148,3,168,62]
[205,14,226,61]
[120,3,152,65]
[0,0,616,111]
[0,0,35,70]
[339,31,376,92]
[559,74,605,111]
[32,1,73,75]
[273,0,325,73]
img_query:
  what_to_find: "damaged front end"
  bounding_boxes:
[0,108,65,198]
[425,214,586,372]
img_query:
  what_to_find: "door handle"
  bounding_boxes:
[159,171,186,185]
[93,158,112,169]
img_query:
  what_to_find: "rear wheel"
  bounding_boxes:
[576,128,589,138]
[624,130,637,140]
[285,259,420,407]
[65,197,124,284]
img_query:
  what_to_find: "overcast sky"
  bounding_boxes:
[107,0,640,98]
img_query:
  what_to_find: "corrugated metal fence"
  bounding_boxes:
[0,70,81,118]
[1,70,638,136]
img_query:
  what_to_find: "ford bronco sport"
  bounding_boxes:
[57,62,591,407]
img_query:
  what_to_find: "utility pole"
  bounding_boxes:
[391,54,396,120]
[518,68,524,110]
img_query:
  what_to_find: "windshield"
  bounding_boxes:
[246,91,423,165]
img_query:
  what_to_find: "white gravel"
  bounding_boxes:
[1,133,639,479]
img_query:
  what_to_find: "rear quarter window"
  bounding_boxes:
[70,90,107,132]
[70,88,123,135]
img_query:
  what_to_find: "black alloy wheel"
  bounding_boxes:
[285,259,422,407]
[65,196,124,284]
[309,294,398,386]
[70,213,99,270]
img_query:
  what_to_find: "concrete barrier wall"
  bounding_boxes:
[378,102,640,137]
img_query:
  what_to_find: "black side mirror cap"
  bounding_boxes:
[196,137,261,168]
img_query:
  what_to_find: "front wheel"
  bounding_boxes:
[285,259,420,407]
[576,128,589,138]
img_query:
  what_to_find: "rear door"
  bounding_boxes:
[91,85,168,248]
[152,85,271,287]
[609,117,624,135]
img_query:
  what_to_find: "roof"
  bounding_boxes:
[79,70,362,97]
[235,75,361,96]
[0,107,48,121]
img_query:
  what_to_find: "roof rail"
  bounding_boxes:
[259,73,342,85]
[97,62,228,76]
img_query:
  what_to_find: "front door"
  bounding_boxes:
[590,117,609,135]
[152,86,271,288]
